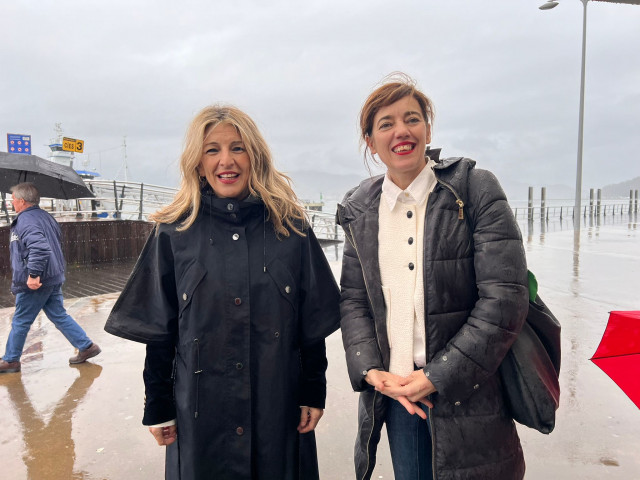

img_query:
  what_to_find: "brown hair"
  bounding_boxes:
[150,105,307,236]
[359,73,435,167]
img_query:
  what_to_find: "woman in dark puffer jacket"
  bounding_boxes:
[337,74,529,480]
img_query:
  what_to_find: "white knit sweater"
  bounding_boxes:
[378,162,437,377]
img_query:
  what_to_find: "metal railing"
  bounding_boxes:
[0,180,345,244]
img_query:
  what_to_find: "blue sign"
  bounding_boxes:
[7,134,32,155]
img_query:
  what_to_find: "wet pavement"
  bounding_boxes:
[0,215,639,479]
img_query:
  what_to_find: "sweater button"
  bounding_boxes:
[408,237,414,245]
[407,211,413,218]
[236,427,244,435]
[234,298,242,305]
[408,263,415,270]
[232,233,240,241]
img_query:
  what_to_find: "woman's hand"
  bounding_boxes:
[149,425,177,446]
[298,407,324,433]
[366,370,430,419]
[382,370,436,410]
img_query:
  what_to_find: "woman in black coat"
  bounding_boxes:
[337,75,529,480]
[105,105,340,479]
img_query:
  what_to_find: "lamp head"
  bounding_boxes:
[539,1,560,9]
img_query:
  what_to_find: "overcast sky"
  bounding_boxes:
[2,0,639,200]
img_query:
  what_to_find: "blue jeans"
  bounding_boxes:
[2,284,92,362]
[386,399,433,480]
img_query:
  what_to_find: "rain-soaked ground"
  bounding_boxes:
[0,214,639,479]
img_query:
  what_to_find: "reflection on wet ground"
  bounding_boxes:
[3,364,103,479]
[0,215,639,479]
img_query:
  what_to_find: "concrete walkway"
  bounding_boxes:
[0,216,638,479]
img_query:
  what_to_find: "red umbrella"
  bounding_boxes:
[590,311,640,408]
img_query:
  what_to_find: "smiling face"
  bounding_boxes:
[366,95,431,190]
[197,123,252,199]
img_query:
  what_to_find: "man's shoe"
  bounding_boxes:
[69,343,101,364]
[0,359,21,373]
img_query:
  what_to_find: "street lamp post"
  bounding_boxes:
[539,0,640,230]
[540,0,588,230]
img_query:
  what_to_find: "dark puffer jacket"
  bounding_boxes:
[337,152,529,480]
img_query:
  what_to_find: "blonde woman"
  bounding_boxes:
[106,105,340,480]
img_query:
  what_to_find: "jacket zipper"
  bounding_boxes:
[429,407,437,480]
[436,178,465,220]
[347,224,382,355]
[346,222,385,480]
[193,338,203,419]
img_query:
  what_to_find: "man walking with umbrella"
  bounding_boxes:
[0,182,100,373]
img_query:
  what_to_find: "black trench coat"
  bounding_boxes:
[105,193,341,480]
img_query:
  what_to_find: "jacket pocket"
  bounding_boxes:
[266,257,297,309]
[177,260,207,317]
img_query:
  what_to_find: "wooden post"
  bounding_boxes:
[528,187,534,223]
[541,187,546,221]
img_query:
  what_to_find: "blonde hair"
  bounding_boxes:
[150,105,307,236]
[360,73,435,168]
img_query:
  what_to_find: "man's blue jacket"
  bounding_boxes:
[10,205,66,294]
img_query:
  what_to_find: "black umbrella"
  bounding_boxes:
[0,152,94,199]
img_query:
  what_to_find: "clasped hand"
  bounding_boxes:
[365,370,435,419]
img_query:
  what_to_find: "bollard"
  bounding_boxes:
[589,188,594,217]
[528,187,534,222]
[541,187,546,221]
[630,190,634,215]
[597,189,602,218]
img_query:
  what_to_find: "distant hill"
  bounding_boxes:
[602,177,640,198]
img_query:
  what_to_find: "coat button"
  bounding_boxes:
[455,401,461,406]
[425,371,430,377]
[473,384,480,390]
[236,427,244,435]
[182,293,188,301]
[362,370,368,376]
[442,355,448,361]
[232,233,240,241]
[408,263,415,270]
[230,213,237,219]
[274,331,280,338]
[407,211,413,218]
[227,203,234,211]
[234,298,242,305]
[356,351,361,356]
[285,285,291,294]
[236,362,243,370]
[408,237,414,245]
